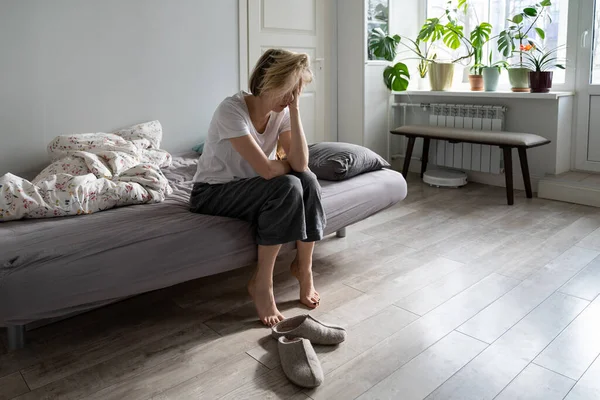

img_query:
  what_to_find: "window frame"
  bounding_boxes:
[366,0,392,63]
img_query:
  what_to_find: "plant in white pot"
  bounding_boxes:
[497,0,553,92]
[416,0,472,91]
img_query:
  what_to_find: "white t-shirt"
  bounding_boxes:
[193,91,291,184]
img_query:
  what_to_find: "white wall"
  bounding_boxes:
[364,64,388,156]
[0,0,239,177]
[337,0,365,148]
[326,0,338,142]
[363,0,423,157]
[337,0,422,157]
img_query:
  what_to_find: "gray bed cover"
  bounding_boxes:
[0,154,407,326]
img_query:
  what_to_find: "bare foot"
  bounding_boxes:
[248,277,285,327]
[291,258,320,309]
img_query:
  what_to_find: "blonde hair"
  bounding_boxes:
[249,49,313,98]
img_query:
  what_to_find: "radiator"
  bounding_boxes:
[428,104,506,174]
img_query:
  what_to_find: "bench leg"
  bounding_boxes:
[402,137,416,178]
[518,148,533,199]
[503,147,514,206]
[336,227,347,238]
[7,325,26,350]
[421,138,430,179]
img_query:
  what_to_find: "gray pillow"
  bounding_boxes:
[308,142,390,181]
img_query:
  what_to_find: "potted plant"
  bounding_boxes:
[481,51,509,92]
[417,49,438,89]
[469,49,485,91]
[427,20,496,92]
[520,46,565,92]
[464,22,493,91]
[497,0,552,92]
[417,0,472,91]
[368,28,436,91]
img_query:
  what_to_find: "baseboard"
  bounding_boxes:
[391,156,542,192]
[538,179,600,207]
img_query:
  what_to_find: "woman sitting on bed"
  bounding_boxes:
[190,49,325,327]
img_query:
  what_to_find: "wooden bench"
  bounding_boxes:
[391,125,551,205]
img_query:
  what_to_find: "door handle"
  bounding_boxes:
[582,30,589,48]
[313,58,324,71]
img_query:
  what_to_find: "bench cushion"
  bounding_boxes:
[391,125,550,148]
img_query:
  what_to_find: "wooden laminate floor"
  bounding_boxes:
[2,175,600,400]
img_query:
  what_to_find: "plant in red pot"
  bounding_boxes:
[497,0,553,92]
[520,45,565,93]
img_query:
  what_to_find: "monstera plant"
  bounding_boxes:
[368,0,470,91]
[368,28,437,91]
[368,28,406,91]
[435,20,493,91]
[414,0,473,90]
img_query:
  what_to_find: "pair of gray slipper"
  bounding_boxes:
[271,314,347,388]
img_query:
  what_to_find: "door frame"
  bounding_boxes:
[237,0,336,142]
[239,0,250,92]
[575,0,600,171]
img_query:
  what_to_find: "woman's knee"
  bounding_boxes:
[272,174,303,198]
[294,170,320,190]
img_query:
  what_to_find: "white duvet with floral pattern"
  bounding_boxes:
[0,121,173,221]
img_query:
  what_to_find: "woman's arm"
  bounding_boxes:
[230,135,291,180]
[280,83,309,172]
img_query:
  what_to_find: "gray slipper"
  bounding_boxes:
[272,314,347,345]
[278,336,324,388]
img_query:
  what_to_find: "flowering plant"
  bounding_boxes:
[519,45,565,72]
[520,44,533,52]
[497,0,552,68]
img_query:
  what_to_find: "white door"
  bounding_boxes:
[576,0,600,171]
[244,0,326,144]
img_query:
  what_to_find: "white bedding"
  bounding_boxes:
[0,121,173,221]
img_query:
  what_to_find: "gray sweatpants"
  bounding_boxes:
[190,171,326,246]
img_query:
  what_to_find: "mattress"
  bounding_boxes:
[0,153,407,325]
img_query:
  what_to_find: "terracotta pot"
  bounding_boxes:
[468,75,484,91]
[508,68,531,92]
[529,71,554,93]
[429,63,455,91]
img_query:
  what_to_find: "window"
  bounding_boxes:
[426,0,569,84]
[367,0,390,60]
[592,0,600,83]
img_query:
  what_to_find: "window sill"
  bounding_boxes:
[391,90,575,100]
[365,60,390,66]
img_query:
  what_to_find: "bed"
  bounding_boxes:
[0,153,407,349]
